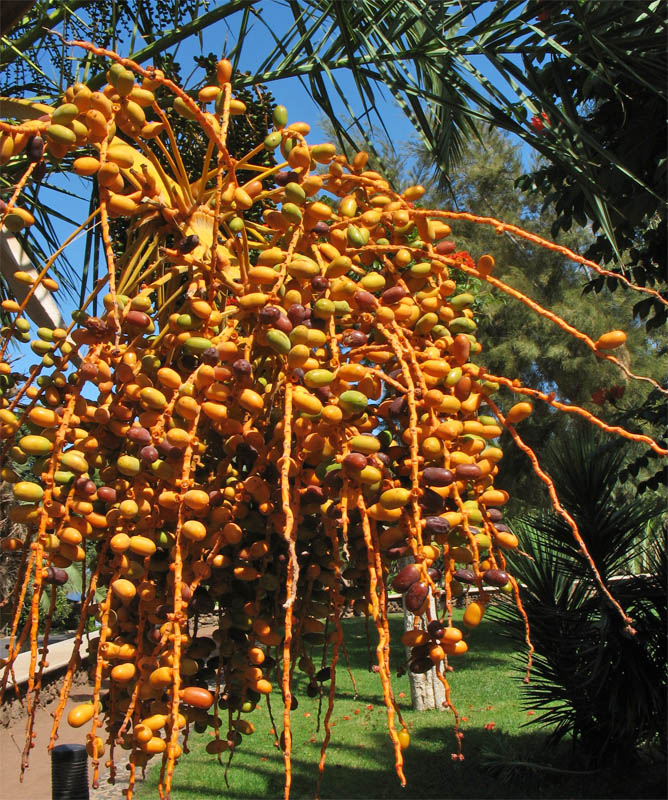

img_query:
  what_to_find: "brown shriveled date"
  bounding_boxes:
[427,567,441,583]
[419,488,446,514]
[409,657,434,674]
[453,569,477,585]
[43,566,68,585]
[353,290,378,310]
[343,452,367,471]
[381,286,408,305]
[387,546,412,560]
[123,309,151,329]
[454,463,482,481]
[424,516,450,536]
[483,569,509,587]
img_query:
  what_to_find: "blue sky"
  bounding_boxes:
[173,2,427,143]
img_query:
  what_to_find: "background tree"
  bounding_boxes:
[424,130,667,509]
[511,0,668,494]
[518,0,667,326]
[0,483,29,631]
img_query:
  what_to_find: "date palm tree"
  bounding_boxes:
[1,0,666,315]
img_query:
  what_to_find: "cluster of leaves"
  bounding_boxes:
[5,0,665,273]
[516,0,667,330]
[616,386,668,494]
[0,482,28,631]
[497,428,667,766]
[17,577,79,634]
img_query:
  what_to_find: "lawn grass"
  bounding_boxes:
[135,606,665,799]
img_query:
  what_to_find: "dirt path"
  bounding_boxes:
[0,620,222,799]
[0,679,143,800]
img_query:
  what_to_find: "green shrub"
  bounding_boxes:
[498,429,666,766]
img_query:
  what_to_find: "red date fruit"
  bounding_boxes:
[392,564,420,593]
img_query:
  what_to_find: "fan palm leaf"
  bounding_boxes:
[497,428,666,765]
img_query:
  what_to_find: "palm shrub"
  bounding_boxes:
[497,428,666,766]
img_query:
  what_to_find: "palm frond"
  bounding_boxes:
[498,427,667,765]
[2,0,666,297]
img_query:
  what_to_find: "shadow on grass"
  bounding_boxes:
[138,723,666,800]
[255,611,519,711]
[135,612,666,800]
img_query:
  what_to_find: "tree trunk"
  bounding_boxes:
[398,557,446,711]
[1,0,38,36]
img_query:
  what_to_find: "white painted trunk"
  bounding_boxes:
[398,556,446,711]
[0,231,65,329]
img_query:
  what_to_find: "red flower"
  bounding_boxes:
[530,111,550,133]
[535,1,555,22]
[484,721,496,731]
[530,115,544,132]
[452,251,475,270]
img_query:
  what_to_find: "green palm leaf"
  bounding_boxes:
[497,427,666,764]
[1,0,665,298]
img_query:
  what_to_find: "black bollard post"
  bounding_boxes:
[51,743,89,800]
